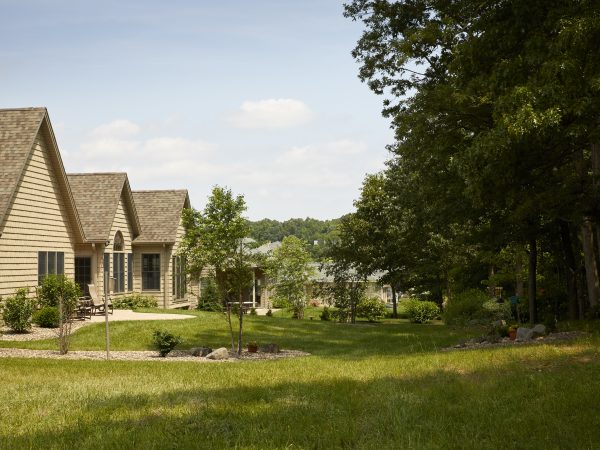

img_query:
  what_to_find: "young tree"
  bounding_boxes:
[180,186,254,354]
[265,236,315,319]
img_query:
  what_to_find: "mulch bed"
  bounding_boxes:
[442,331,587,352]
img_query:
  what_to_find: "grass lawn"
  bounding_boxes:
[0,311,599,449]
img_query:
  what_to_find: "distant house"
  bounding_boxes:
[0,107,195,308]
[247,241,391,308]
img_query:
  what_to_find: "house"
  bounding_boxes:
[0,108,84,298]
[0,107,195,308]
[131,190,196,308]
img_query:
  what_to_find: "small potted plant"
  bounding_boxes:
[247,341,258,353]
[508,325,518,341]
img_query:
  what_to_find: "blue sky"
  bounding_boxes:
[1,0,393,220]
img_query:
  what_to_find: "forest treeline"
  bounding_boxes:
[327,0,600,323]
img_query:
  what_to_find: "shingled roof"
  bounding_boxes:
[132,190,190,243]
[68,173,141,242]
[0,107,84,241]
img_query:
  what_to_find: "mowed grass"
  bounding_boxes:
[0,311,599,449]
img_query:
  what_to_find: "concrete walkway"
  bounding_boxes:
[89,309,195,322]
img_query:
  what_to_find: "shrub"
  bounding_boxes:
[2,288,36,332]
[443,289,489,325]
[197,277,221,311]
[152,330,182,357]
[38,274,80,309]
[406,300,440,324]
[249,307,257,316]
[266,309,273,317]
[271,297,290,309]
[32,306,60,328]
[320,307,331,321]
[113,294,158,310]
[356,297,387,322]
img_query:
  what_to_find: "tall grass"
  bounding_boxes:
[0,311,598,449]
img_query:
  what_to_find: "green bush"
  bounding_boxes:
[250,307,257,316]
[320,307,331,321]
[444,289,512,325]
[32,306,60,328]
[266,309,273,317]
[197,278,221,311]
[271,297,290,309]
[406,300,440,324]
[152,330,182,357]
[113,294,158,310]
[443,289,489,325]
[38,275,80,309]
[2,288,36,332]
[356,297,387,322]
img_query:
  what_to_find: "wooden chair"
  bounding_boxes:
[87,284,113,315]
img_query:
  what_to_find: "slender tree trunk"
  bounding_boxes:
[391,284,398,319]
[528,237,537,324]
[581,217,600,309]
[559,220,579,320]
[226,304,235,352]
[237,289,243,355]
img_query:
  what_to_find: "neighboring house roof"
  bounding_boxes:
[132,190,190,243]
[252,241,282,255]
[67,172,141,242]
[0,107,85,241]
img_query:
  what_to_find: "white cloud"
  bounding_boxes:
[229,98,314,129]
[91,119,140,138]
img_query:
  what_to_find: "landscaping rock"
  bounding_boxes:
[516,327,534,341]
[190,347,212,357]
[259,343,280,353]
[206,347,229,360]
[531,324,546,337]
[492,320,506,328]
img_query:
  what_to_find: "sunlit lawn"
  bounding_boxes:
[0,310,598,449]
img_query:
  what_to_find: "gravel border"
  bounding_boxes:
[0,348,310,362]
[0,321,90,341]
[442,331,587,351]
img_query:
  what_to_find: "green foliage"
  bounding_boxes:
[2,288,35,332]
[265,309,273,317]
[152,330,182,357]
[271,297,290,309]
[320,307,331,321]
[265,236,315,320]
[32,306,59,328]
[197,277,221,311]
[356,296,387,322]
[248,217,340,258]
[444,289,512,325]
[113,294,158,310]
[38,274,80,309]
[406,300,440,324]
[249,307,257,316]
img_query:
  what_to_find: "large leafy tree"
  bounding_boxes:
[180,186,254,354]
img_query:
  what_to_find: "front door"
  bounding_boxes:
[75,256,92,296]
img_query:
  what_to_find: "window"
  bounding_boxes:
[172,256,186,300]
[38,251,65,285]
[142,254,160,290]
[113,231,124,252]
[74,257,92,296]
[127,253,133,291]
[113,253,125,293]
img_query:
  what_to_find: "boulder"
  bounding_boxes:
[206,347,229,360]
[492,320,506,328]
[516,327,534,341]
[531,324,547,337]
[259,343,280,353]
[190,347,213,357]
